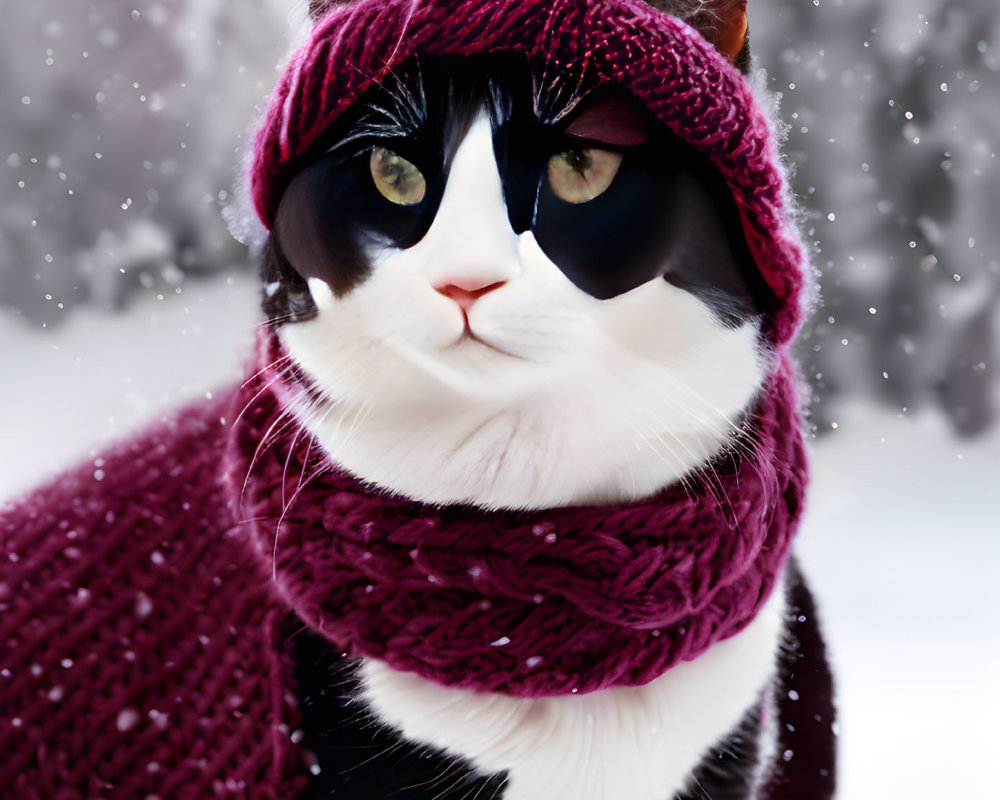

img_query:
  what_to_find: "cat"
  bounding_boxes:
[248,2,836,798]
[0,1,835,797]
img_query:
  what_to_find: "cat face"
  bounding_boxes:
[265,57,772,510]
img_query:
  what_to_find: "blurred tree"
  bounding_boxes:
[0,0,291,324]
[3,0,997,433]
[754,0,1000,435]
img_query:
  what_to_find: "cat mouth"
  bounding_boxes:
[452,320,525,360]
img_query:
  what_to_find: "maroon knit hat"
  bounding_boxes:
[250,0,812,345]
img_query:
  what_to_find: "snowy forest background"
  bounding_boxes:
[1,0,998,797]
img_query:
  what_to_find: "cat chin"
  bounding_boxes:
[358,585,786,800]
[278,265,767,510]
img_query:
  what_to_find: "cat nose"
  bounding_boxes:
[434,280,507,311]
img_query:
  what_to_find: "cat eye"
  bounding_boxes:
[546,147,623,204]
[370,146,427,205]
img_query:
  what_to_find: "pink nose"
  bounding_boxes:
[435,281,506,312]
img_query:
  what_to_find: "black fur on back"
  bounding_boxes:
[674,705,761,800]
[757,560,838,800]
[675,560,838,800]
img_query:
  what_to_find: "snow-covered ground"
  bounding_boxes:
[0,273,260,498]
[797,400,1000,799]
[1,275,997,798]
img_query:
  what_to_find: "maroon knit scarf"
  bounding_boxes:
[225,338,808,698]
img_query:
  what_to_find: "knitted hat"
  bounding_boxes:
[249,0,812,345]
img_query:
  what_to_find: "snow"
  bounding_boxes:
[1,276,997,796]
[796,401,1000,799]
[2,0,998,792]
[0,273,259,499]
[752,0,1000,436]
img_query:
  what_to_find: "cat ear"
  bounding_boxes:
[712,0,750,67]
[649,0,750,71]
[308,0,347,20]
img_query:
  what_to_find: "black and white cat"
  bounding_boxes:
[245,2,836,798]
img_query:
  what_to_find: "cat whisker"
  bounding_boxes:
[239,352,296,391]
[648,395,760,511]
[280,413,316,510]
[392,759,465,795]
[338,738,409,774]
[658,379,760,460]
[610,379,735,508]
[381,0,420,84]
[259,312,309,328]
[239,381,307,493]
[305,355,391,455]
[621,417,696,496]
[605,354,758,474]
[272,446,330,581]
[233,361,295,428]
[466,773,507,800]
[240,407,301,512]
[626,396,738,519]
[422,764,479,800]
[532,49,587,124]
[378,59,427,128]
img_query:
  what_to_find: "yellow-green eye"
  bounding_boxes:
[546,147,623,204]
[370,146,426,205]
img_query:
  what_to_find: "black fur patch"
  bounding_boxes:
[289,627,508,800]
[675,705,761,800]
[674,561,838,800]
[757,560,838,800]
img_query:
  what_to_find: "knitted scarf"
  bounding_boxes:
[230,338,807,697]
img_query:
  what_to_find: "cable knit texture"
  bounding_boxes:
[251,0,811,344]
[0,395,308,798]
